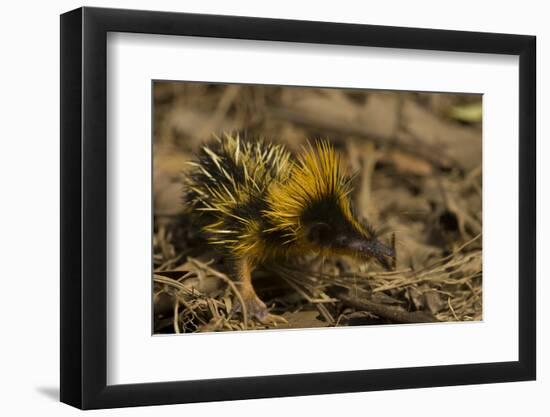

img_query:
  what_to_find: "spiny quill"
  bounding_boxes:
[183,133,394,324]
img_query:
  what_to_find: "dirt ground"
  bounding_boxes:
[152,82,482,333]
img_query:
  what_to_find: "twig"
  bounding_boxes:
[173,300,181,334]
[447,297,459,321]
[335,291,439,324]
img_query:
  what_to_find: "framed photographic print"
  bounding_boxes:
[60,6,536,409]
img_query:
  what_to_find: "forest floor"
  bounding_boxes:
[152,82,482,333]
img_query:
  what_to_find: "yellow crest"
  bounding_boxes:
[264,140,355,242]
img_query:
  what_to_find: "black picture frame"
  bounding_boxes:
[60,6,536,410]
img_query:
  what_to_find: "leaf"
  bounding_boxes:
[448,102,482,123]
